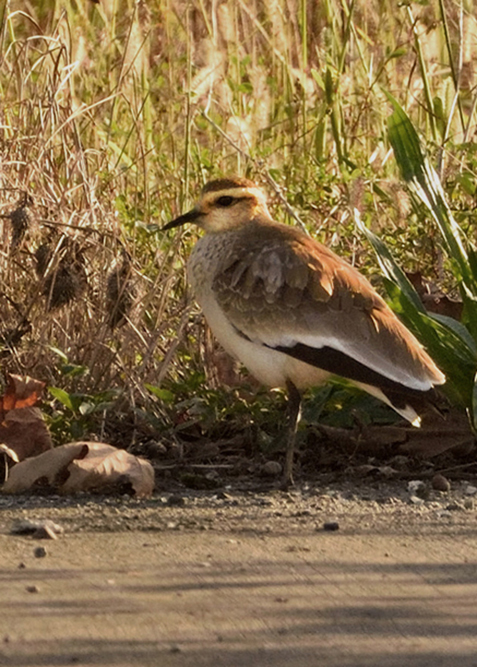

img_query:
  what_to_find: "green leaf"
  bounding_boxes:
[49,386,75,411]
[429,312,477,356]
[48,347,69,363]
[388,47,407,59]
[355,208,477,409]
[60,363,88,378]
[145,384,175,403]
[433,95,446,139]
[237,82,253,94]
[324,68,334,104]
[456,172,477,198]
[385,92,427,183]
[385,285,475,407]
[353,209,424,311]
[311,69,325,90]
[385,92,477,299]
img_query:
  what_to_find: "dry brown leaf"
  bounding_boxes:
[61,442,155,497]
[1,441,155,497]
[0,373,52,460]
[2,442,88,493]
[0,374,45,413]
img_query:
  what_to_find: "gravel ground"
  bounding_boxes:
[2,471,477,667]
[1,473,476,538]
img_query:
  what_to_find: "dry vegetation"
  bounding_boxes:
[1,0,477,451]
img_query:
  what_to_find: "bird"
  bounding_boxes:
[163,176,446,486]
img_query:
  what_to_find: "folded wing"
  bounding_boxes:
[212,222,445,393]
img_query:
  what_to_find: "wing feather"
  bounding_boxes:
[212,221,444,391]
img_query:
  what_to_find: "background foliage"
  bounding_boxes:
[1,0,477,446]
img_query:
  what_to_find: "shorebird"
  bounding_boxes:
[164,177,445,485]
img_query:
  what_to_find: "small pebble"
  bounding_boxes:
[408,480,429,499]
[25,585,39,593]
[168,443,182,459]
[322,521,340,532]
[145,441,167,458]
[446,502,464,511]
[291,509,312,517]
[167,495,185,507]
[432,474,450,492]
[34,547,47,558]
[261,461,282,476]
[464,485,477,496]
[464,498,474,510]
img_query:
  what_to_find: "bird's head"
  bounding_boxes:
[163,177,270,233]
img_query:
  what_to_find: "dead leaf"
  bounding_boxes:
[61,442,155,497]
[0,374,46,413]
[0,374,52,460]
[2,442,88,493]
[1,441,155,498]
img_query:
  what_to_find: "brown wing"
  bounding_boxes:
[212,221,444,391]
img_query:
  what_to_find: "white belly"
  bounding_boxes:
[198,293,331,390]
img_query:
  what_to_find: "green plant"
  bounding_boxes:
[357,97,477,424]
[47,384,123,442]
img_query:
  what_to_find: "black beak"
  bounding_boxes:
[162,208,202,231]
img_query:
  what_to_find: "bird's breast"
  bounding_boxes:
[188,234,226,297]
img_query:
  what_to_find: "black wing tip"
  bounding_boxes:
[272,341,439,404]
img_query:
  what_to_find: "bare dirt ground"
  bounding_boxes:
[1,469,477,667]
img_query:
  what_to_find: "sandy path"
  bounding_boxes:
[1,502,477,667]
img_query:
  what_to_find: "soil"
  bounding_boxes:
[1,456,477,667]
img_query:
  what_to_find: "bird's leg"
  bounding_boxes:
[282,380,302,488]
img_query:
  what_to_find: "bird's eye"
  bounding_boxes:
[216,196,234,207]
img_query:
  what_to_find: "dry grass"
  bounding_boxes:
[1,0,477,443]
